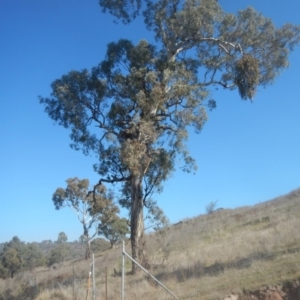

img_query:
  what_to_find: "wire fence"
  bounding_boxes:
[85,253,96,300]
[82,242,179,300]
[121,241,179,300]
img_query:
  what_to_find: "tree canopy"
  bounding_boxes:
[0,237,25,278]
[40,0,300,273]
[57,232,68,244]
[23,243,45,272]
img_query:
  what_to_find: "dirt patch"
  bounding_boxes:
[226,280,300,300]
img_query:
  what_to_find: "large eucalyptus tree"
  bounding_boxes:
[40,0,300,273]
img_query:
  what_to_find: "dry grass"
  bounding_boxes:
[1,188,300,299]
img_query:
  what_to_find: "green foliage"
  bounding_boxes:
[0,237,46,276]
[99,0,141,24]
[2,236,26,255]
[47,245,70,266]
[23,243,46,272]
[0,236,26,278]
[91,238,111,252]
[47,233,70,266]
[98,217,129,248]
[1,248,22,278]
[144,199,170,231]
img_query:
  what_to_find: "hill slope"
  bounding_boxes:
[1,187,300,299]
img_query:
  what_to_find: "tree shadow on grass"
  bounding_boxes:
[0,286,39,300]
[154,251,277,283]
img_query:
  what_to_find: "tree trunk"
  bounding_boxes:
[86,240,91,260]
[130,173,145,274]
[83,226,91,260]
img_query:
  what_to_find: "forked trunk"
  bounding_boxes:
[130,173,145,274]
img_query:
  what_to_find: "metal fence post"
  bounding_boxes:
[105,267,108,300]
[73,263,75,299]
[121,241,125,300]
[92,253,96,300]
[121,242,179,300]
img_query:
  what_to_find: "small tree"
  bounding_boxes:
[98,217,129,248]
[144,199,170,231]
[56,232,70,262]
[2,236,26,257]
[52,178,119,259]
[205,200,219,214]
[47,232,70,266]
[57,232,68,244]
[1,248,22,278]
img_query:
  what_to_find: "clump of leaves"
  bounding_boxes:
[234,54,260,100]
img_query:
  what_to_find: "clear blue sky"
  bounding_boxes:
[1,0,299,243]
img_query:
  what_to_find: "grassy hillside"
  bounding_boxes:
[1,187,300,300]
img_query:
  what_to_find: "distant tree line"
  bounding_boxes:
[0,236,45,278]
[0,233,112,279]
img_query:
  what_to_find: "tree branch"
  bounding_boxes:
[87,175,131,201]
[173,37,244,60]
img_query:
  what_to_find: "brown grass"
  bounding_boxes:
[1,187,300,299]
